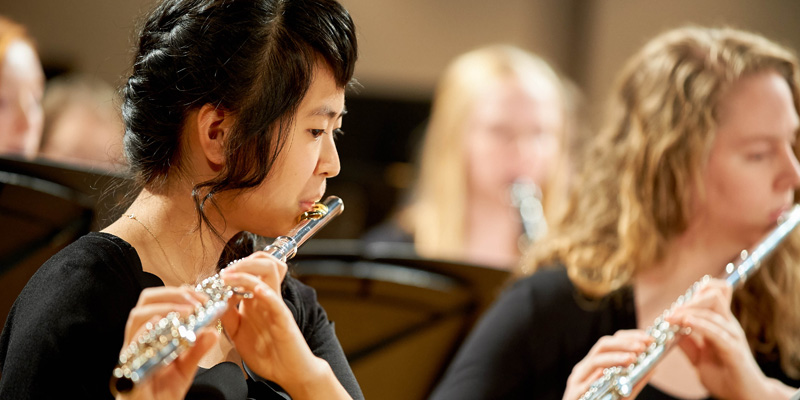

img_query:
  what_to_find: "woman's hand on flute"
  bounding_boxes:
[668,279,796,400]
[219,252,351,400]
[116,286,220,400]
[562,329,653,400]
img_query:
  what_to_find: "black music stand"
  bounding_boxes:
[291,239,511,400]
[0,155,133,325]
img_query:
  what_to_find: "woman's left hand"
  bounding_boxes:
[218,252,348,399]
[668,279,793,400]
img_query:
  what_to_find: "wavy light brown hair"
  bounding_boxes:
[403,45,579,261]
[522,26,800,378]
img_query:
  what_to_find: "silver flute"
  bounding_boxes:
[110,196,344,394]
[579,204,800,400]
[511,179,548,246]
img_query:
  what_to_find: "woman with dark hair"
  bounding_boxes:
[0,0,361,399]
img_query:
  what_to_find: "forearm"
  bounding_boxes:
[739,376,797,400]
[284,357,352,400]
[759,378,797,400]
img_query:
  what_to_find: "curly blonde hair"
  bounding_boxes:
[404,45,579,261]
[522,26,800,378]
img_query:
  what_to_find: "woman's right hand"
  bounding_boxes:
[115,286,220,400]
[219,252,351,399]
[562,330,653,400]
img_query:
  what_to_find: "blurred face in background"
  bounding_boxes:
[464,77,562,206]
[0,40,44,158]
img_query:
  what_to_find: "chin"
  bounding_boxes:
[740,223,774,247]
[269,218,299,238]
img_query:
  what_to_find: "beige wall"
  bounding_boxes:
[581,0,800,125]
[346,0,579,98]
[5,0,800,113]
[3,0,155,86]
[3,0,579,98]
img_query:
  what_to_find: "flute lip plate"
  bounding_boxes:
[298,202,329,222]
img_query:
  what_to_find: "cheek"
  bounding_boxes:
[705,165,734,203]
[530,138,560,170]
[466,140,501,181]
[704,158,757,214]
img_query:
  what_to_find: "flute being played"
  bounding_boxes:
[579,204,800,400]
[428,26,800,400]
[110,196,343,394]
[0,1,363,398]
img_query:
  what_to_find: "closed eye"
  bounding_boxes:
[333,128,345,141]
[310,129,325,139]
[746,152,771,161]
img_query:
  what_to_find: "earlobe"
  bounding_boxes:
[196,104,233,168]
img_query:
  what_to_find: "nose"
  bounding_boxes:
[514,134,553,185]
[780,142,800,191]
[317,132,341,178]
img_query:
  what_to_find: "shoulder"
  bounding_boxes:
[469,263,633,359]
[0,233,155,395]
[3,232,158,340]
[26,232,152,297]
[451,265,577,353]
[428,266,577,398]
[8,232,150,322]
[42,232,139,273]
[503,265,576,310]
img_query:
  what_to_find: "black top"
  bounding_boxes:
[0,232,363,400]
[429,266,800,400]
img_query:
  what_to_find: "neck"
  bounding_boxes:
[633,220,747,326]
[463,192,522,269]
[105,185,235,286]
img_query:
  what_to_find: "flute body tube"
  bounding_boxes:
[579,204,800,400]
[110,196,344,394]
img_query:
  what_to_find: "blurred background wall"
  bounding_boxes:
[4,0,800,235]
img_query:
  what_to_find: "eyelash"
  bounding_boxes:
[310,128,345,140]
[310,129,325,138]
[747,150,773,161]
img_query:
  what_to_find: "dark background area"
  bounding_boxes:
[321,94,431,239]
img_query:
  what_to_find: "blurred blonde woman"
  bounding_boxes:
[431,26,800,400]
[365,45,579,270]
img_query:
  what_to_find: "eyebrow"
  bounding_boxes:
[736,131,798,146]
[308,105,347,119]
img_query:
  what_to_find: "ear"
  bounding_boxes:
[196,103,234,169]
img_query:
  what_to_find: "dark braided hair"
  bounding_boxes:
[122,0,357,235]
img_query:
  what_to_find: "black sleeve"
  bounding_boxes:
[0,236,144,400]
[286,277,364,400]
[429,268,600,400]
[428,274,544,400]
